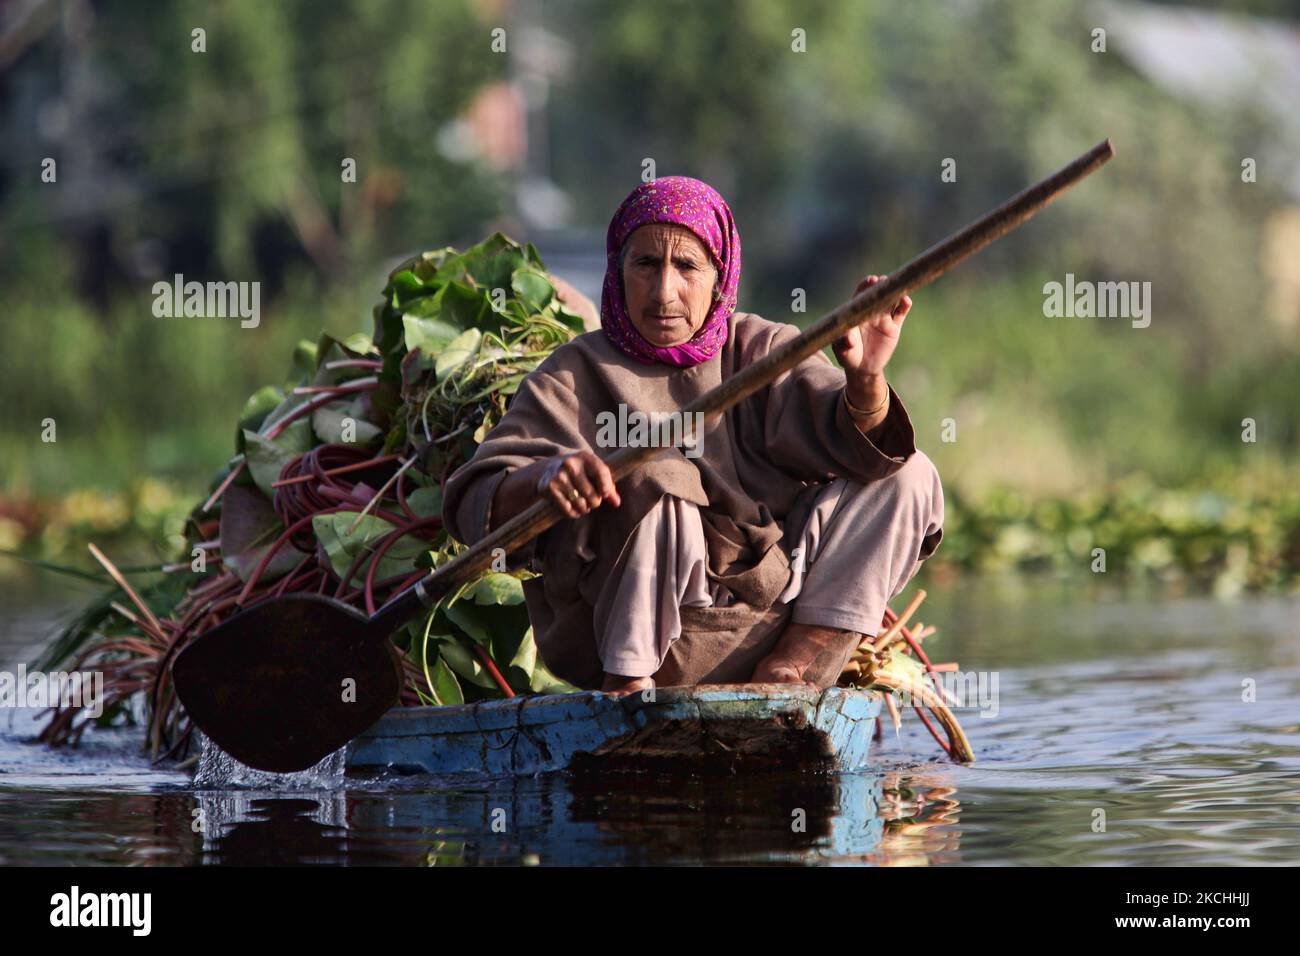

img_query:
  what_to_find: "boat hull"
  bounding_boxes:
[344,683,883,776]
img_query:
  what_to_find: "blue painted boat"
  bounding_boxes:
[344,683,883,776]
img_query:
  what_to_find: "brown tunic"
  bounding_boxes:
[441,311,919,688]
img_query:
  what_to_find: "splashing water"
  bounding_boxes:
[189,732,352,855]
[192,731,348,789]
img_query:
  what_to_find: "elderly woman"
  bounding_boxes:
[443,177,943,695]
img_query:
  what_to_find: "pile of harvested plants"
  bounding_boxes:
[34,232,972,765]
[37,234,588,762]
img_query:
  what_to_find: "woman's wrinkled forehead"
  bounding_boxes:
[621,222,712,264]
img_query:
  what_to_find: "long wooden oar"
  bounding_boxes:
[173,139,1115,772]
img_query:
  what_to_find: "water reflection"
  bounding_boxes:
[875,773,964,865]
[190,771,887,865]
[185,765,974,866]
[1,766,978,866]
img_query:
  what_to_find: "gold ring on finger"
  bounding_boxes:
[569,488,581,502]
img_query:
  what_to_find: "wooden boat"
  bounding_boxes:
[344,683,883,776]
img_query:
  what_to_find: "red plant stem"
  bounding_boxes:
[867,605,959,757]
[291,376,378,395]
[332,524,403,600]
[184,570,241,604]
[264,390,369,439]
[345,569,429,610]
[912,703,955,758]
[271,454,402,488]
[900,627,934,668]
[316,487,410,526]
[361,517,442,614]
[345,457,417,535]
[271,554,315,597]
[236,502,358,606]
[395,469,417,521]
[179,587,238,630]
[216,589,259,617]
[393,569,428,592]
[332,520,439,600]
[85,639,158,656]
[342,564,440,604]
[473,643,515,698]
[200,464,245,515]
[235,505,350,605]
[896,626,951,700]
[282,566,326,597]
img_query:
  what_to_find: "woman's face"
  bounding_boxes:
[620,223,717,348]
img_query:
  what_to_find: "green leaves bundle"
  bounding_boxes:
[38,233,590,760]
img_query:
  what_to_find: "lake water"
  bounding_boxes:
[2,572,1297,866]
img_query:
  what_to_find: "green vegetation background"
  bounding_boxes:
[1,0,1296,589]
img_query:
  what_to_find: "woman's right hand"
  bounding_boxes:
[489,450,622,531]
[534,450,622,519]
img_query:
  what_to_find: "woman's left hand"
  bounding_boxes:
[832,274,911,380]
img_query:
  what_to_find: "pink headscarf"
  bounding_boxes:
[599,176,741,367]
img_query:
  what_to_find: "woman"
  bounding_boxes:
[443,176,943,695]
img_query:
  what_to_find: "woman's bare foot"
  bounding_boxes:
[601,673,655,696]
[750,623,863,686]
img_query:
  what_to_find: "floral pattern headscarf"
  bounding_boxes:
[599,176,741,367]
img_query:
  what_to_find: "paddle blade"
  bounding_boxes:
[172,594,404,773]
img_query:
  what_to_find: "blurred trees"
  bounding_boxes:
[0,0,1295,494]
[0,0,507,490]
[2,0,504,291]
